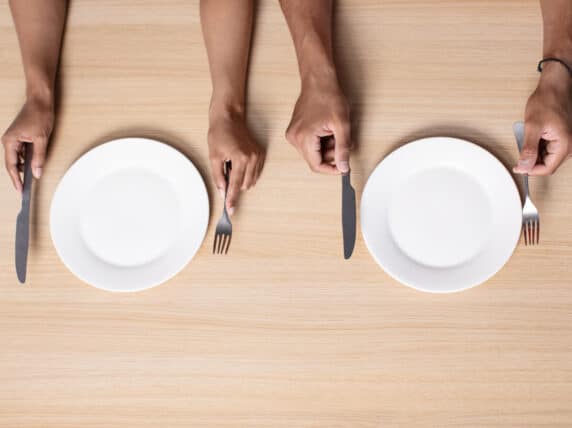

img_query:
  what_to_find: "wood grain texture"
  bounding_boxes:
[1,1,571,426]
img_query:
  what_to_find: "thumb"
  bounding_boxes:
[31,137,47,179]
[515,123,541,173]
[333,121,351,174]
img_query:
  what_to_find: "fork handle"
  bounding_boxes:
[522,173,530,199]
[223,160,231,204]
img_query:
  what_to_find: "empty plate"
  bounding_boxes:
[50,138,209,292]
[361,137,521,293]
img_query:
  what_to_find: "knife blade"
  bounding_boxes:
[15,143,33,284]
[342,172,356,259]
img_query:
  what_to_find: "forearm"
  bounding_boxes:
[279,0,337,87]
[540,0,572,64]
[9,0,67,103]
[200,0,254,119]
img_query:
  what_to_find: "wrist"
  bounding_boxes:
[25,79,54,109]
[538,60,572,93]
[301,62,338,90]
[296,30,337,86]
[208,94,245,124]
[543,28,572,68]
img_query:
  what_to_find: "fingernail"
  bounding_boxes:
[228,206,235,216]
[218,188,225,199]
[338,161,349,173]
[517,159,531,168]
[33,166,42,179]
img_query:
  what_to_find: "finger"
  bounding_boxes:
[210,157,226,200]
[31,137,48,179]
[514,122,542,173]
[332,121,351,173]
[323,148,335,164]
[306,151,339,174]
[545,140,562,154]
[255,151,266,182]
[304,136,339,175]
[226,162,246,215]
[3,140,23,192]
[242,158,257,190]
[529,141,569,176]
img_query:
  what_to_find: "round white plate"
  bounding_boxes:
[50,138,209,292]
[361,137,521,293]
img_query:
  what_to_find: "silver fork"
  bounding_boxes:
[513,121,540,245]
[213,161,232,254]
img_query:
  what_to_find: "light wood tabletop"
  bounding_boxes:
[1,0,571,426]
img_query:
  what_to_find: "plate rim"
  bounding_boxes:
[360,136,521,294]
[49,137,210,292]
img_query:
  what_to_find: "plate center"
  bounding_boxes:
[388,167,492,268]
[80,168,181,267]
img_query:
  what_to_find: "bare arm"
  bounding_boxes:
[516,0,572,175]
[200,0,264,215]
[2,0,67,191]
[280,0,351,175]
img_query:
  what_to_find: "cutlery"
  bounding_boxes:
[15,143,34,283]
[513,121,540,245]
[342,171,356,259]
[213,161,232,254]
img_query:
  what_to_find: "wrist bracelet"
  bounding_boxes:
[537,58,572,78]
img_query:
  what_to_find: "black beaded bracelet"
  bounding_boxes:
[537,58,572,78]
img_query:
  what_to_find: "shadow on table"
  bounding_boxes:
[333,0,368,156]
[30,3,72,248]
[245,0,271,155]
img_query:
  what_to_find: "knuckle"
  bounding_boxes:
[285,126,301,145]
[521,147,537,157]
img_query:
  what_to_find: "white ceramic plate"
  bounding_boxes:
[361,137,521,293]
[50,138,209,292]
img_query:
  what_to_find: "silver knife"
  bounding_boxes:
[15,143,33,284]
[342,172,356,259]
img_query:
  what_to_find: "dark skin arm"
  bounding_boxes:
[279,0,351,175]
[200,0,265,216]
[2,0,67,192]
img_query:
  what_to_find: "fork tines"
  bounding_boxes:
[523,219,540,246]
[213,232,231,254]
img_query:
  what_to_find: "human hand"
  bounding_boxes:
[2,96,54,192]
[286,76,351,175]
[515,62,572,175]
[207,112,264,215]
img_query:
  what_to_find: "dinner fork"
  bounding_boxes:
[513,121,540,245]
[213,161,232,254]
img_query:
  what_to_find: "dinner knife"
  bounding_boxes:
[15,143,33,284]
[342,172,356,259]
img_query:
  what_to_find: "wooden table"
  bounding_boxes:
[1,1,571,426]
